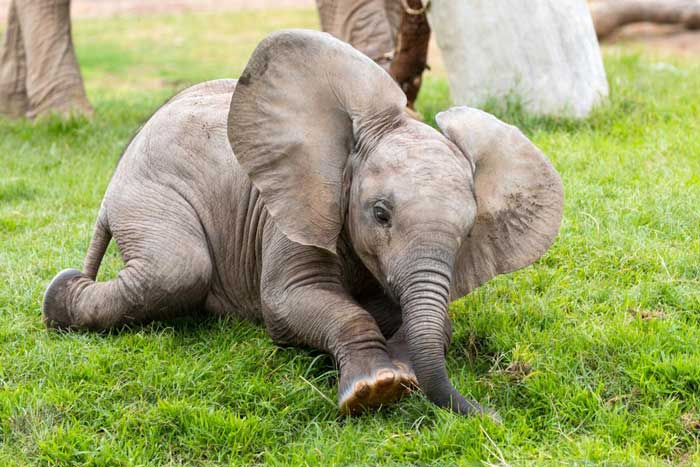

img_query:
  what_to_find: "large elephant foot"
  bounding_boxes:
[42,268,86,329]
[0,91,29,119]
[338,351,417,415]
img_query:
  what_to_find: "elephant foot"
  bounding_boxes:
[0,90,29,119]
[338,353,418,415]
[42,268,84,330]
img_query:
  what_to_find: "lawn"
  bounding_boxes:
[2,7,700,466]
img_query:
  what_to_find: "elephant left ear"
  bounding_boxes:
[436,107,564,301]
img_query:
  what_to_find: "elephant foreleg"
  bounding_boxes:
[354,292,415,379]
[260,231,417,414]
[386,325,415,378]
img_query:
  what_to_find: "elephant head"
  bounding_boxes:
[228,30,563,415]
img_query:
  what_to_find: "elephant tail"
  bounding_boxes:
[83,211,111,280]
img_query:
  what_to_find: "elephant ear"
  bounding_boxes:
[228,29,406,253]
[436,107,564,300]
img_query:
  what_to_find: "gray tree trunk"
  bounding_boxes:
[0,0,92,119]
[426,0,609,118]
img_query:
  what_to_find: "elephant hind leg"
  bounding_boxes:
[43,223,213,331]
[43,268,86,329]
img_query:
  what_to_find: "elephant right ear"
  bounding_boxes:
[228,29,406,253]
[437,107,564,301]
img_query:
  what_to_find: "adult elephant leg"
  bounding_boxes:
[315,0,429,110]
[316,0,396,70]
[388,0,430,109]
[0,0,29,118]
[43,208,212,330]
[16,0,92,119]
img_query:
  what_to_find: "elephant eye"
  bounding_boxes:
[373,203,392,227]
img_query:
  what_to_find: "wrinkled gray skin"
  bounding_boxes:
[316,0,402,71]
[43,30,563,416]
[0,0,92,119]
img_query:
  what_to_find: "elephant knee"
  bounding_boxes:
[156,253,213,302]
[121,253,212,309]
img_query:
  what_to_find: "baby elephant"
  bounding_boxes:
[43,30,563,416]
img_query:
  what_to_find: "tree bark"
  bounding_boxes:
[590,0,700,40]
[0,0,92,119]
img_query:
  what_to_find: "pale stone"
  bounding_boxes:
[426,0,609,118]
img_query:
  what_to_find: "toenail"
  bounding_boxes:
[355,381,369,398]
[377,370,395,385]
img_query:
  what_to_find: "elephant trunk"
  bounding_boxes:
[398,256,482,415]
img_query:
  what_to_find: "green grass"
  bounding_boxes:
[2,8,700,466]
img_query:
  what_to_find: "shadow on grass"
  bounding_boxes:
[52,311,257,338]
[49,311,342,378]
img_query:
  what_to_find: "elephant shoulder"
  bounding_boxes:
[119,80,237,175]
[168,79,238,104]
[158,79,237,129]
